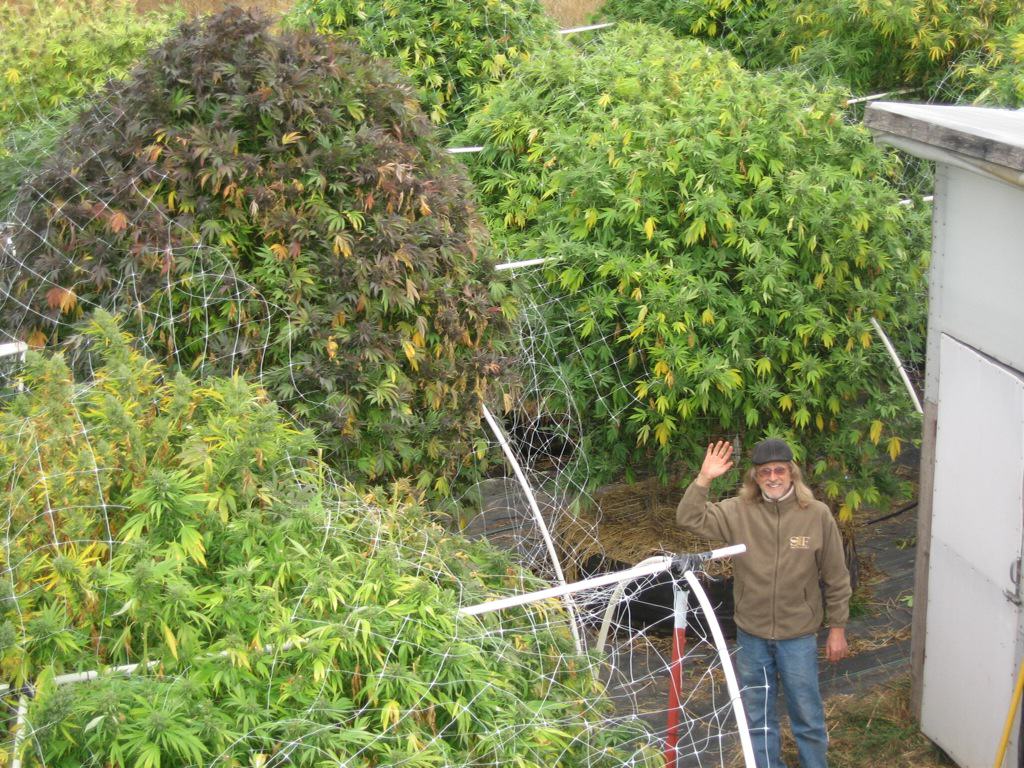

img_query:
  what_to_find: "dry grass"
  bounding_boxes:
[802,676,954,768]
[540,0,604,27]
[719,677,950,768]
[555,477,732,582]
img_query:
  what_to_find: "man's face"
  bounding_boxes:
[755,461,792,500]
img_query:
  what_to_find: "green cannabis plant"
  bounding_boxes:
[459,24,929,518]
[288,0,559,133]
[597,0,1024,103]
[2,9,516,503]
[953,13,1024,106]
[2,311,652,767]
[0,0,180,209]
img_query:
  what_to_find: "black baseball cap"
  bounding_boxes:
[751,438,793,465]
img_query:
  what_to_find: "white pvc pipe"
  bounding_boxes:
[558,22,615,34]
[0,341,27,360]
[461,544,745,618]
[479,404,583,652]
[844,87,919,105]
[446,146,485,154]
[10,695,28,768]
[0,640,299,695]
[53,659,159,686]
[898,195,934,206]
[494,257,550,271]
[462,557,670,617]
[595,555,665,653]
[869,316,924,414]
[4,640,301,765]
[683,570,756,768]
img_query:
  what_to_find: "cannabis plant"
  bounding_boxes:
[288,0,559,133]
[2,9,516,503]
[459,24,929,518]
[2,312,652,767]
[597,0,1024,103]
[955,14,1024,106]
[0,0,180,210]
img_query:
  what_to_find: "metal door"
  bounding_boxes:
[921,334,1024,767]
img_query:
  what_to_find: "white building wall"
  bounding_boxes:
[921,163,1024,767]
[923,164,1024,400]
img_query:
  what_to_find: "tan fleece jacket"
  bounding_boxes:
[676,482,851,640]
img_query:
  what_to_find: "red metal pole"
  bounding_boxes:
[665,584,689,768]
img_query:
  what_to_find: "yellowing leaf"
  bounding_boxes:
[109,211,128,234]
[45,287,77,315]
[162,622,179,660]
[643,216,656,240]
[326,337,338,360]
[270,243,289,260]
[5,68,20,84]
[887,436,902,460]
[281,131,303,145]
[27,329,47,348]
[403,341,419,371]
[333,234,353,258]
[869,419,883,445]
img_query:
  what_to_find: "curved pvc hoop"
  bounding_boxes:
[869,316,923,415]
[683,570,756,768]
[595,555,666,654]
[479,404,583,653]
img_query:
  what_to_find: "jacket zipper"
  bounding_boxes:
[771,499,780,640]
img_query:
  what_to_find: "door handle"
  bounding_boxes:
[1006,559,1022,605]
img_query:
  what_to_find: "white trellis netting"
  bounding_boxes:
[0,317,761,766]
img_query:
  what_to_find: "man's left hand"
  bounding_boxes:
[826,627,848,663]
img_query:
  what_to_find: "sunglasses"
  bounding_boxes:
[756,465,790,479]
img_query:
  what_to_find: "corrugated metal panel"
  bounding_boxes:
[921,334,1024,767]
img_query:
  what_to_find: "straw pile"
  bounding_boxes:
[555,477,732,582]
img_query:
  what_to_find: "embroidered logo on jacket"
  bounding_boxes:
[789,536,811,549]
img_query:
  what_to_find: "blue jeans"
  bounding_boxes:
[735,628,828,768]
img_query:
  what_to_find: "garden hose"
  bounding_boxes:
[993,659,1024,767]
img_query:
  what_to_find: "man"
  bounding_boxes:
[675,438,851,768]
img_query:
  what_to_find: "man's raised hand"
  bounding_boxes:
[696,440,734,487]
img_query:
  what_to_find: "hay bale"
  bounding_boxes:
[555,477,731,582]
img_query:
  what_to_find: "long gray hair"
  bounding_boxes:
[738,461,816,507]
